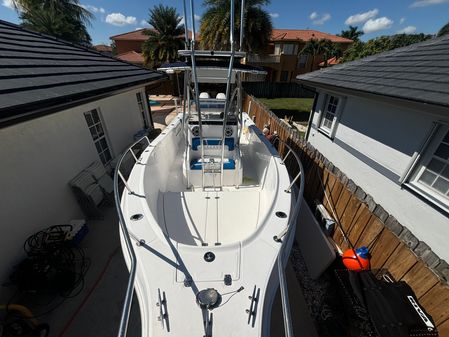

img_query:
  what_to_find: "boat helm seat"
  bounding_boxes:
[199,92,210,99]
[216,93,226,100]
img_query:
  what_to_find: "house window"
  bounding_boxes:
[280,71,289,82]
[84,109,112,165]
[319,95,340,135]
[282,43,296,55]
[136,92,149,129]
[298,54,308,68]
[409,125,449,211]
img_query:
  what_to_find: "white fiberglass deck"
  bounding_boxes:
[163,190,260,246]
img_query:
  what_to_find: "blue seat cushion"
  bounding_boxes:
[190,158,236,170]
[191,137,234,151]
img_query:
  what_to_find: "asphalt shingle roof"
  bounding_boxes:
[297,34,449,108]
[0,20,166,123]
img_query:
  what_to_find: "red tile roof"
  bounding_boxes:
[271,29,353,43]
[111,29,149,41]
[116,51,144,64]
[110,28,351,44]
[319,56,341,67]
[93,44,112,52]
[111,29,193,41]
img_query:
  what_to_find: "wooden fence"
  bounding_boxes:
[243,95,449,335]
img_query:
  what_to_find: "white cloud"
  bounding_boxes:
[140,19,150,26]
[363,17,393,33]
[80,4,105,13]
[397,25,417,34]
[399,17,406,24]
[345,9,379,25]
[2,0,14,10]
[80,5,106,14]
[309,12,318,20]
[310,12,331,25]
[410,0,449,7]
[194,14,201,21]
[269,12,279,18]
[105,13,137,26]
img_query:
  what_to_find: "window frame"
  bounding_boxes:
[280,70,289,82]
[84,109,113,166]
[318,94,343,138]
[282,43,296,55]
[298,54,308,68]
[406,123,449,213]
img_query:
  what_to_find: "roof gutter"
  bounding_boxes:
[297,78,449,113]
[0,77,167,129]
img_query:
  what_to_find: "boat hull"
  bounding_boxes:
[119,113,295,337]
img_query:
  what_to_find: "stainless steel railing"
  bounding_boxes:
[114,136,151,337]
[274,138,305,337]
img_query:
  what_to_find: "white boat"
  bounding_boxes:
[114,1,305,336]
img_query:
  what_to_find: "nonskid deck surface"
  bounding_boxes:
[162,189,260,246]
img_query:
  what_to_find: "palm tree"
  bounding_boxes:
[437,22,449,37]
[339,25,363,42]
[299,39,324,72]
[13,0,93,45]
[319,39,343,67]
[200,0,272,52]
[142,5,184,68]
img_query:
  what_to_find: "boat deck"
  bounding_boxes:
[162,189,261,246]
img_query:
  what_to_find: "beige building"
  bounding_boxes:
[245,29,353,82]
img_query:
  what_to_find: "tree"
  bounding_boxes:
[200,0,273,53]
[13,0,93,45]
[299,39,324,72]
[339,25,363,42]
[141,5,184,68]
[341,33,433,63]
[110,40,117,56]
[437,22,449,37]
[319,39,343,67]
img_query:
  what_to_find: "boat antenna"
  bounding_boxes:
[239,0,245,51]
[182,0,189,49]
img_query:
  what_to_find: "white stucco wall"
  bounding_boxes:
[309,90,449,262]
[0,88,147,281]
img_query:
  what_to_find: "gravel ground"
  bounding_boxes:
[289,242,378,337]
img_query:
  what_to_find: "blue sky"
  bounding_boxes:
[1,0,448,45]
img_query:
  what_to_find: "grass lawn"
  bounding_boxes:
[257,98,313,122]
